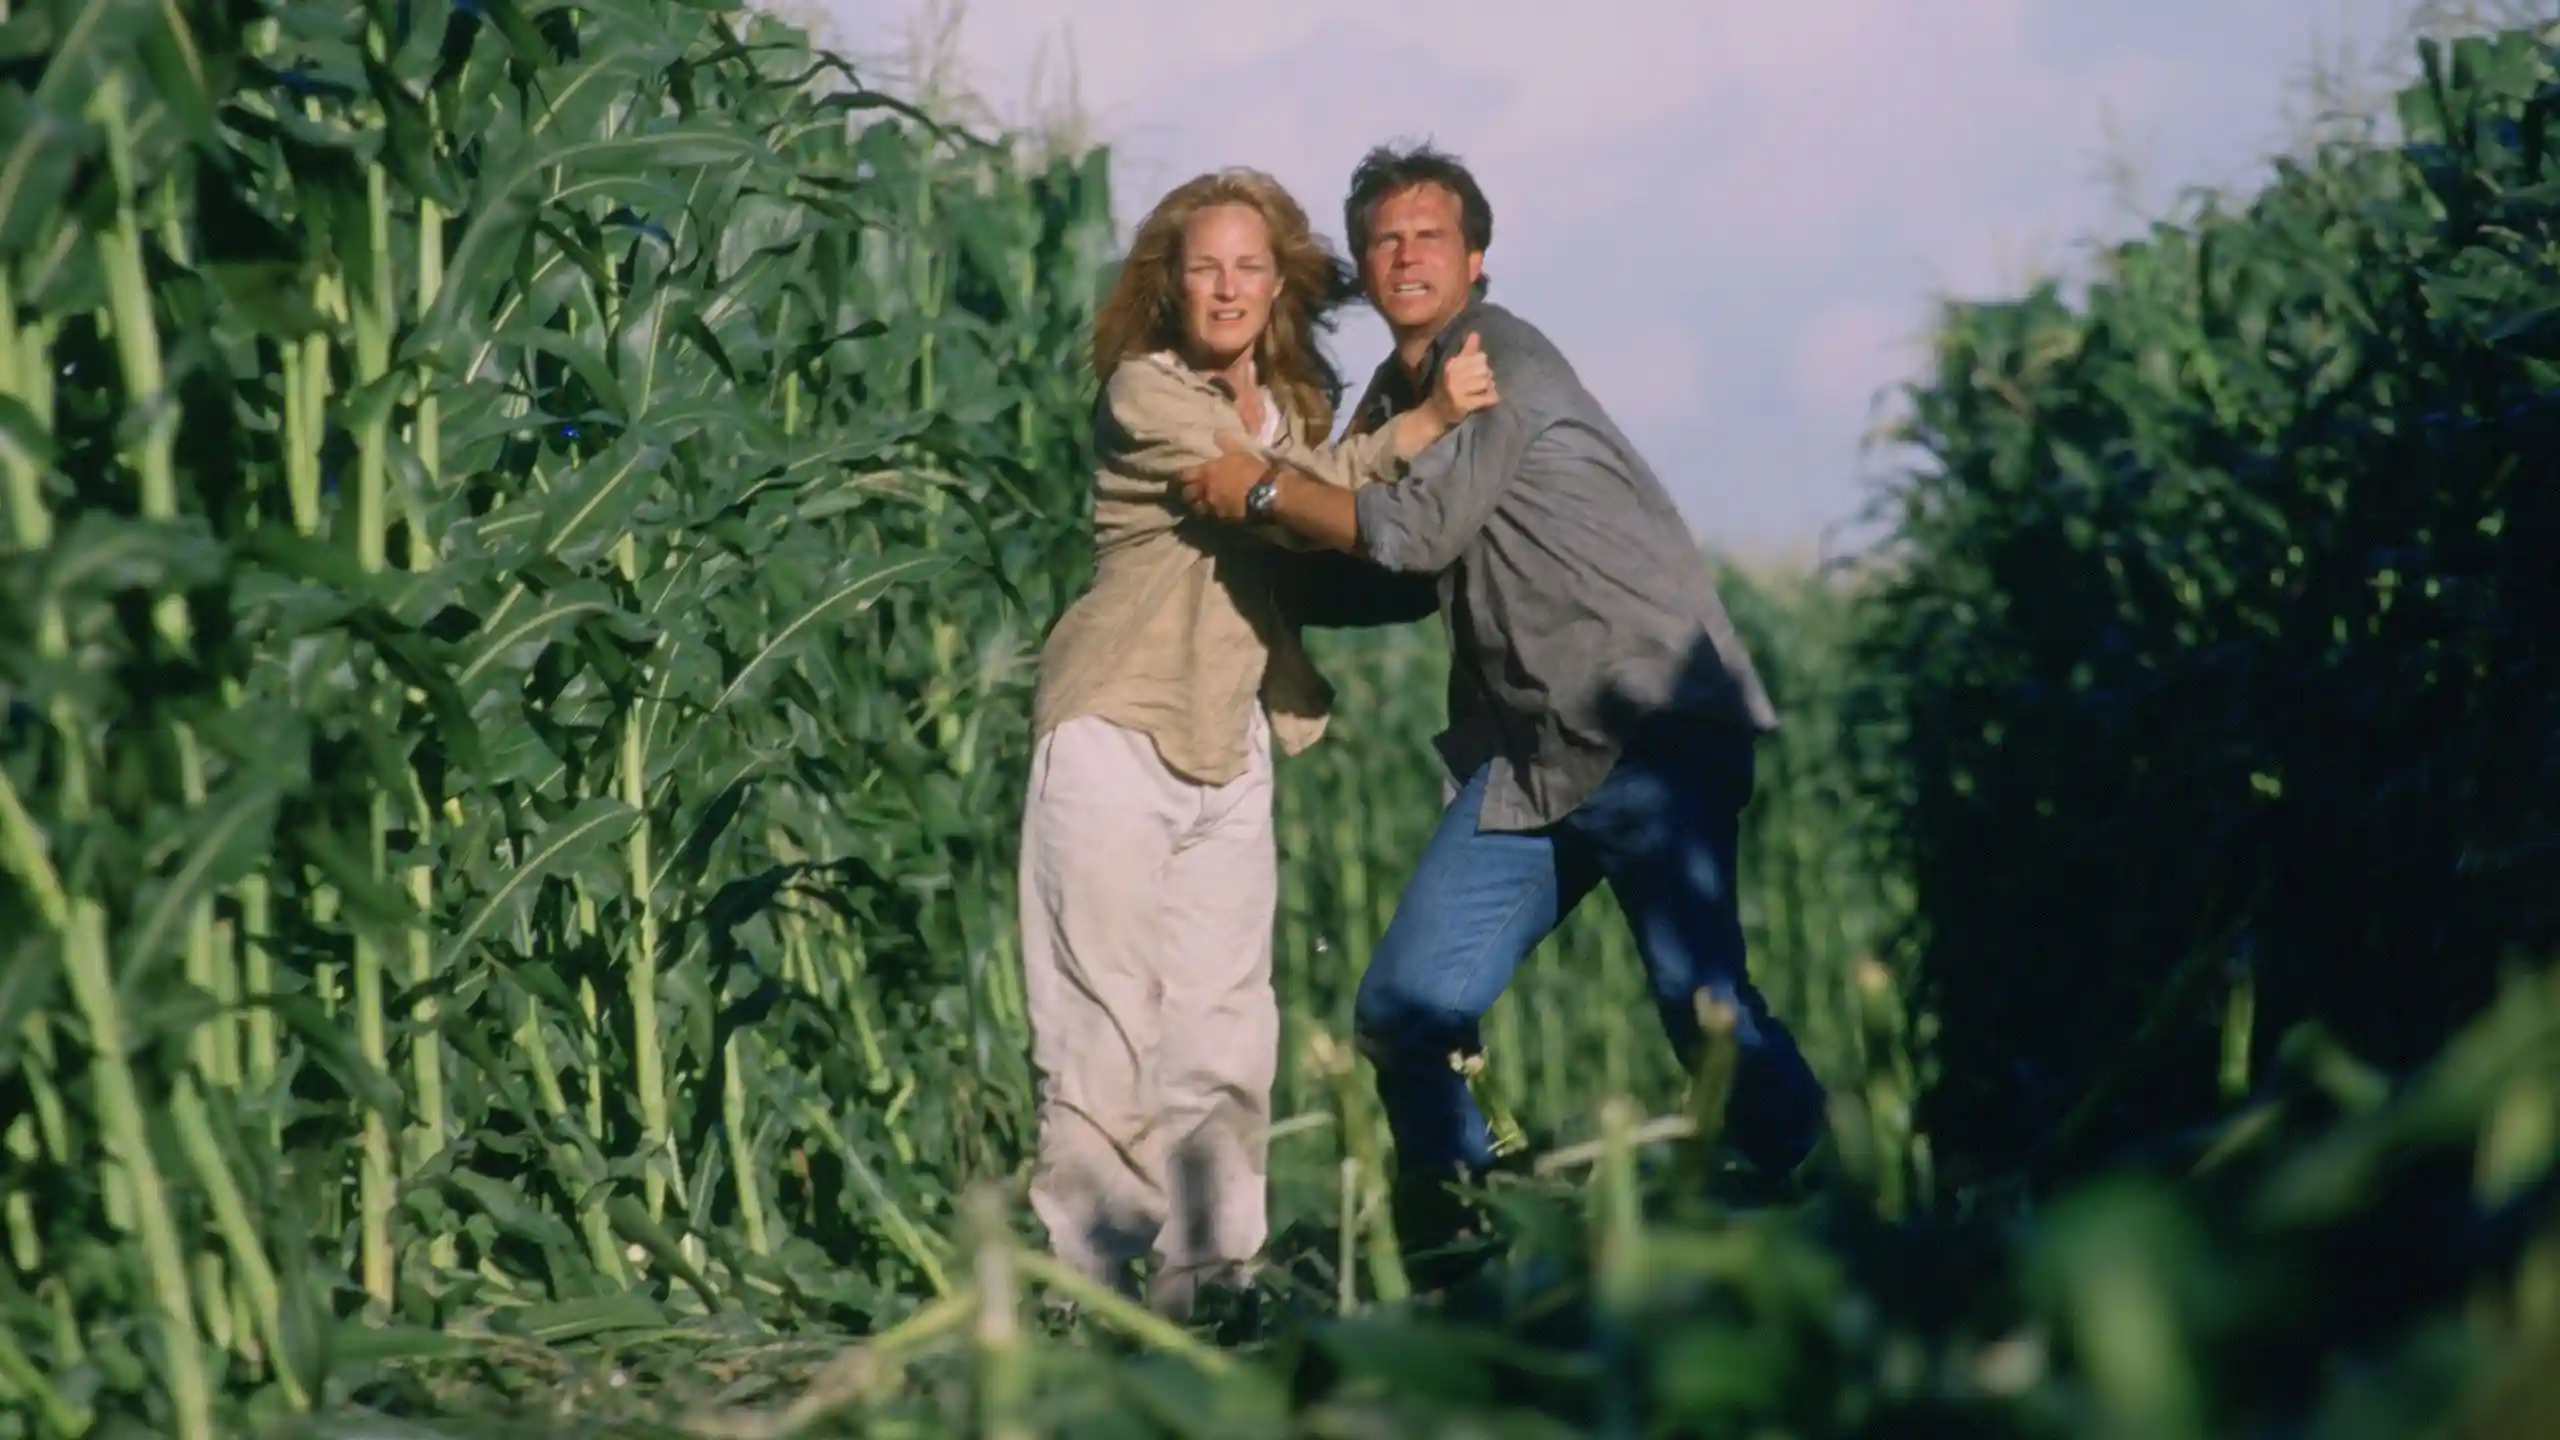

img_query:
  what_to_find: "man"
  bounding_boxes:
[1176,143,1829,1263]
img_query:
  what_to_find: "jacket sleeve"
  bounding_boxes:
[1269,548,1441,630]
[1096,357,1230,487]
[1352,391,1545,573]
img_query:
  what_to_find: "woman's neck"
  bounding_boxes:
[1184,343,1258,399]
[1182,343,1269,432]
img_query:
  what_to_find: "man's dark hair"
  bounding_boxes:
[1344,141,1493,298]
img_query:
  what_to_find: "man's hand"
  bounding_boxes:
[1428,331,1497,428]
[1174,431,1268,523]
[1177,431,1366,553]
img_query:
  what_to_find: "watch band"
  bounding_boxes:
[1244,462,1282,520]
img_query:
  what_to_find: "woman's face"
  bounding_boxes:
[1177,202,1280,369]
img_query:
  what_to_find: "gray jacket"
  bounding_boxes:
[1345,299,1779,831]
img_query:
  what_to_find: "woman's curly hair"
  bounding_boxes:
[1092,167,1361,437]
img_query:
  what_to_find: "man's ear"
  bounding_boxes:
[1466,251,1485,288]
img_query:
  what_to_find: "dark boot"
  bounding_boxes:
[1390,1169,1497,1295]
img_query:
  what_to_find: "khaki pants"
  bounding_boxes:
[1015,710,1279,1316]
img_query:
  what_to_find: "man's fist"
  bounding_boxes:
[1428,331,1499,427]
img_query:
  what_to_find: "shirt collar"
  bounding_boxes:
[1418,296,1489,373]
[1152,349,1291,442]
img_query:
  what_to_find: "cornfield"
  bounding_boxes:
[3,0,1114,1429]
[1,1,2555,1437]
[1848,19,2560,1181]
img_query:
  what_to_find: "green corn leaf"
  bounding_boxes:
[433,796,639,971]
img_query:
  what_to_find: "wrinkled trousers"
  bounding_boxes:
[1015,710,1278,1317]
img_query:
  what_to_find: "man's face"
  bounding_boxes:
[1358,183,1482,341]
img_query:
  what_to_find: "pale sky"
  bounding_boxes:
[816,1,2437,561]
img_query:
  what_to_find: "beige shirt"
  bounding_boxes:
[1032,351,1411,784]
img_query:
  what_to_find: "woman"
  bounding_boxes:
[1017,167,1498,1318]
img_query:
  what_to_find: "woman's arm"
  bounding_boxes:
[1106,355,1381,493]
[1383,403,1458,461]
[1099,351,1487,559]
[1097,359,1381,556]
[1299,329,1499,480]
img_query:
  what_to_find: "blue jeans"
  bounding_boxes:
[1352,715,1827,1185]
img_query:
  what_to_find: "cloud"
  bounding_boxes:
[1575,323,1713,428]
[831,2,2101,241]
[820,0,2413,548]
[1791,300,1921,430]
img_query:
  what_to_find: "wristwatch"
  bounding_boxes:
[1244,463,1281,522]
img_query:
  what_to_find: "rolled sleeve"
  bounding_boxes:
[1353,400,1541,573]
[1099,358,1227,487]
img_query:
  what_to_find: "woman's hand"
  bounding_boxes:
[1427,331,1499,427]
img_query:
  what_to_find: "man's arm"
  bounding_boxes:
[1104,354,1407,507]
[1183,318,1551,567]
[1172,437,1365,551]
[1178,394,1543,566]
[1347,397,1539,572]
[1258,461,1365,552]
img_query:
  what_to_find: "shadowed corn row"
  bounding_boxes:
[1846,20,2560,1181]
